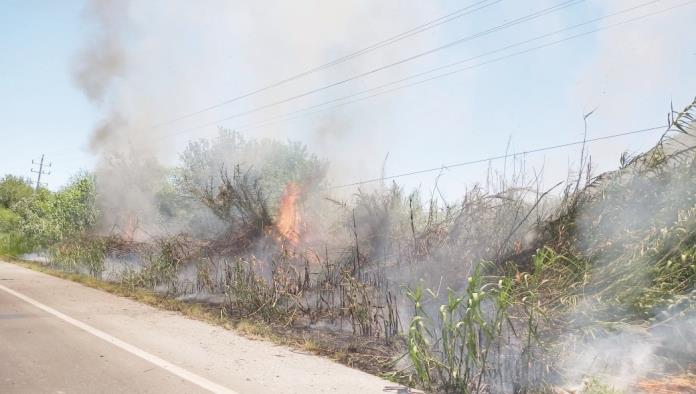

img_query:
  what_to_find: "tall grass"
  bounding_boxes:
[0,231,32,258]
[404,247,591,392]
[49,237,106,277]
[14,99,695,392]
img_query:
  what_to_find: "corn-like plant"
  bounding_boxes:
[404,248,590,393]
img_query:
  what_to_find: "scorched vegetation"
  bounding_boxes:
[3,99,696,393]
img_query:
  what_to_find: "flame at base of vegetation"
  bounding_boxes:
[123,213,138,242]
[275,182,302,247]
[638,371,696,393]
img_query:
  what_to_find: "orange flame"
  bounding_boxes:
[123,213,138,241]
[276,182,302,246]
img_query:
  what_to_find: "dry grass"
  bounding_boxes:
[637,374,696,393]
[5,100,694,393]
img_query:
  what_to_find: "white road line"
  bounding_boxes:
[0,283,238,394]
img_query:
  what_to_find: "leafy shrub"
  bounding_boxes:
[0,176,34,257]
[0,175,33,209]
[175,129,327,225]
[13,173,98,247]
[0,207,33,257]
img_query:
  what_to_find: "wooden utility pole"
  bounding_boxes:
[31,154,51,192]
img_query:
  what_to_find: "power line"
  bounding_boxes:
[45,0,693,163]
[154,0,503,127]
[165,0,676,139]
[328,125,666,189]
[30,154,51,191]
[157,0,584,131]
[42,0,544,159]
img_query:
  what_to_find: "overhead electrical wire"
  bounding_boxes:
[44,0,528,158]
[48,0,693,170]
[328,125,666,189]
[154,0,504,127]
[162,0,682,140]
[156,0,585,129]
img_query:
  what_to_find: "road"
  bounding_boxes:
[0,261,401,393]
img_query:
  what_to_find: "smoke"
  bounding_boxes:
[552,122,696,390]
[72,0,127,105]
[74,0,446,153]
[577,0,684,106]
[71,0,447,237]
[559,300,696,391]
[68,2,696,388]
[573,0,696,172]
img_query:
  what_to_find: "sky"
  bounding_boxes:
[1,0,695,200]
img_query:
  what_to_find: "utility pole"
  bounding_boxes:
[31,154,51,192]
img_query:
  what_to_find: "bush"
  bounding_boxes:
[0,175,35,257]
[0,207,32,257]
[176,129,327,226]
[13,173,98,247]
[0,175,33,209]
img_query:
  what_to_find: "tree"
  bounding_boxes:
[14,173,98,246]
[175,129,327,229]
[0,175,33,209]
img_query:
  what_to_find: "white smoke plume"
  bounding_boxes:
[72,0,449,236]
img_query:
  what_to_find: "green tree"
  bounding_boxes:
[0,175,33,209]
[175,129,327,224]
[14,173,99,247]
[0,175,34,256]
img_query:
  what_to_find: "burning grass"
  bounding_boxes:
[14,99,696,392]
[638,371,696,393]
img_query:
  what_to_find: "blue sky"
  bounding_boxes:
[1,1,96,185]
[1,0,695,198]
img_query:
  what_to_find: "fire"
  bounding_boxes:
[276,182,302,246]
[123,212,138,241]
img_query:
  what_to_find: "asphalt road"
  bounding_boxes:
[0,261,399,393]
